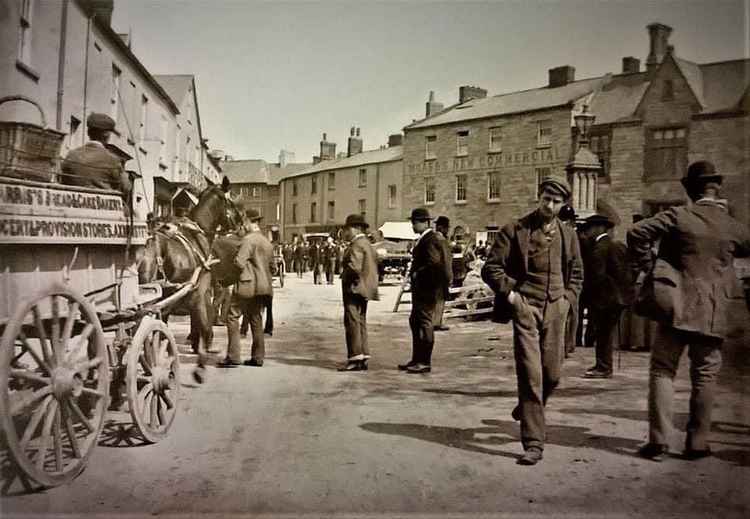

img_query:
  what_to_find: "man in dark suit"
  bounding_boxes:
[61,113,132,196]
[432,216,453,332]
[628,161,750,461]
[580,201,633,378]
[338,215,380,371]
[482,175,583,465]
[399,208,448,374]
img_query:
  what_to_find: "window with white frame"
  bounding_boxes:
[358,199,366,217]
[292,203,297,223]
[456,174,467,202]
[537,120,552,147]
[111,64,121,123]
[424,176,436,204]
[252,186,260,198]
[358,168,367,187]
[139,95,148,146]
[456,130,469,156]
[17,0,34,67]
[311,176,317,194]
[328,172,335,190]
[292,179,298,197]
[487,171,501,201]
[534,167,551,197]
[425,135,437,160]
[328,201,335,220]
[489,126,503,152]
[387,184,397,209]
[310,202,317,222]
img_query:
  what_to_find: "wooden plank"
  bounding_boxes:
[445,296,495,308]
[445,307,494,319]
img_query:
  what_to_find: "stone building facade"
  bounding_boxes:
[278,133,404,241]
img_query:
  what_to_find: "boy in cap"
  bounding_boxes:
[61,112,132,196]
[399,207,448,373]
[628,161,750,461]
[482,175,583,465]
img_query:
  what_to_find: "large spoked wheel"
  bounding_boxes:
[0,284,109,488]
[126,316,180,444]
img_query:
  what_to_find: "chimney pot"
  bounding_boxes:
[459,85,488,104]
[622,56,641,74]
[356,127,360,137]
[322,132,327,141]
[350,126,355,136]
[646,22,673,73]
[428,91,435,102]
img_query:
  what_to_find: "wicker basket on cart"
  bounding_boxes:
[0,95,65,182]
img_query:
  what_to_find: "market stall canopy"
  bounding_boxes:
[378,221,418,240]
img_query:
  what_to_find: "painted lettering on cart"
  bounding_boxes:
[0,184,123,212]
[0,217,147,240]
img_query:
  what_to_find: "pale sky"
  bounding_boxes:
[112,0,749,164]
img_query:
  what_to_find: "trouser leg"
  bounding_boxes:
[247,296,265,361]
[540,297,567,405]
[512,301,545,450]
[344,294,365,359]
[592,307,622,372]
[433,291,445,327]
[685,337,722,451]
[564,299,578,355]
[361,299,369,358]
[648,324,686,446]
[414,300,436,364]
[263,295,273,333]
[226,293,246,363]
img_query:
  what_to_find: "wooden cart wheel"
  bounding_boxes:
[0,284,109,488]
[126,316,180,443]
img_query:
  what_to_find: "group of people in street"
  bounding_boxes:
[213,162,750,469]
[282,239,346,284]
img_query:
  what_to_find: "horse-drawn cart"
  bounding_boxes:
[0,175,192,488]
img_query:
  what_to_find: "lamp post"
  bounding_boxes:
[566,104,601,218]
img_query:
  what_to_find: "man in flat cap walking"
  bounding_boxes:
[61,112,132,197]
[482,175,583,465]
[399,208,448,374]
[629,161,750,461]
[338,214,379,371]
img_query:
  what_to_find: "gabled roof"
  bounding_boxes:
[267,163,312,185]
[154,75,193,106]
[674,57,705,107]
[281,146,403,181]
[221,160,269,184]
[589,72,650,125]
[405,77,606,130]
[699,59,750,113]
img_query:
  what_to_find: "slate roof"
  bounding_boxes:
[405,77,606,130]
[267,163,312,185]
[281,146,403,180]
[698,59,750,112]
[154,75,193,106]
[221,160,269,184]
[674,58,705,107]
[589,72,650,125]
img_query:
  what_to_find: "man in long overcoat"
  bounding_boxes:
[220,209,274,367]
[628,161,750,461]
[399,208,448,374]
[579,201,633,378]
[482,175,583,465]
[338,215,380,371]
[432,216,453,331]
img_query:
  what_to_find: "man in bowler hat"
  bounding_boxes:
[482,175,583,465]
[61,112,132,196]
[399,207,448,373]
[579,200,633,378]
[338,214,380,371]
[628,161,750,461]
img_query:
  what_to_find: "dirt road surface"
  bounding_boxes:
[2,274,749,518]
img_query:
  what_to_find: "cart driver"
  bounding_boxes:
[61,112,132,198]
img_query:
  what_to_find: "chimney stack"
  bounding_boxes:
[622,57,641,74]
[347,126,363,157]
[425,91,444,118]
[548,66,575,88]
[388,133,403,147]
[458,86,488,104]
[646,23,673,73]
[319,132,336,161]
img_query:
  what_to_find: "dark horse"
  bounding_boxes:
[138,178,241,382]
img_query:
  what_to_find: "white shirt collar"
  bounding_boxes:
[350,233,366,243]
[87,140,105,148]
[414,227,433,247]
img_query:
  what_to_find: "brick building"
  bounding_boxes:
[278,130,404,241]
[221,152,310,242]
[402,23,750,240]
